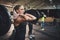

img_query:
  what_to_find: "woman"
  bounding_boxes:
[13,5,36,40]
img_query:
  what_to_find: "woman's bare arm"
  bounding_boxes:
[25,13,37,20]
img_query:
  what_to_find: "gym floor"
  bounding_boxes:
[25,22,60,40]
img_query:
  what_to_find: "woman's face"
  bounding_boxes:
[18,5,25,14]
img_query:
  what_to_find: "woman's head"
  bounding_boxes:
[13,5,25,14]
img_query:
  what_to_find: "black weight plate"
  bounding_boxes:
[0,5,11,36]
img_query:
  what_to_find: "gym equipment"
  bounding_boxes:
[0,5,11,36]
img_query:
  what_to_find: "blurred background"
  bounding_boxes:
[0,0,60,11]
